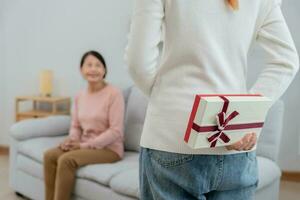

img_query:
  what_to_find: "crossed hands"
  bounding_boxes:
[59,137,81,152]
[226,132,257,151]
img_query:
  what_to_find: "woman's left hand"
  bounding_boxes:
[67,141,81,151]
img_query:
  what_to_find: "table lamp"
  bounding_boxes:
[39,69,53,97]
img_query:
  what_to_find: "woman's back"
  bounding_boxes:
[156,0,268,109]
[125,0,298,154]
[162,0,268,82]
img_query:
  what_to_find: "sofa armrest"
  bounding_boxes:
[10,115,71,141]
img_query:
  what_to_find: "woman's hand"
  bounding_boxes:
[67,141,81,151]
[59,137,72,151]
[59,137,80,151]
[226,132,257,151]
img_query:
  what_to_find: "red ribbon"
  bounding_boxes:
[207,111,239,147]
[192,96,264,148]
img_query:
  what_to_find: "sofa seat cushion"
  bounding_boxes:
[17,136,140,187]
[76,152,139,186]
[17,151,139,187]
[74,178,136,200]
[18,136,66,162]
[110,168,140,198]
[257,156,281,190]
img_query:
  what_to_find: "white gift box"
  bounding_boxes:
[184,94,273,149]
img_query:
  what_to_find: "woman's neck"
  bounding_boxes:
[88,81,107,93]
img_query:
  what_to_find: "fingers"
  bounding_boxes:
[62,141,79,151]
[66,144,79,151]
[59,143,65,150]
[225,134,249,150]
[60,142,72,152]
[238,133,253,151]
[243,133,257,150]
[226,140,242,150]
[60,144,69,151]
[59,138,79,152]
[226,132,257,151]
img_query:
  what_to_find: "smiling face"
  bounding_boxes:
[80,54,106,84]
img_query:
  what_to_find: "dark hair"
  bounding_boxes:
[80,50,107,78]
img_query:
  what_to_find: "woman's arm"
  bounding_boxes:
[80,91,125,149]
[249,0,299,103]
[68,95,82,141]
[124,0,165,97]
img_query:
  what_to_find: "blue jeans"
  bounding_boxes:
[139,147,258,200]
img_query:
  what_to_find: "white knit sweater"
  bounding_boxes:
[125,0,299,154]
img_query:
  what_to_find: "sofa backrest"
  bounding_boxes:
[122,85,284,162]
[122,86,148,152]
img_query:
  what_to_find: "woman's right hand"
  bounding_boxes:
[59,137,76,151]
[226,132,257,151]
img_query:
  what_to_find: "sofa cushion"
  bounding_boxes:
[110,168,140,198]
[76,152,139,186]
[17,149,139,186]
[11,115,70,141]
[17,136,140,187]
[74,179,136,200]
[122,86,132,110]
[257,156,281,190]
[124,86,148,152]
[18,136,66,162]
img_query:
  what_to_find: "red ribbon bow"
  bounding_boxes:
[207,96,239,147]
[207,110,239,147]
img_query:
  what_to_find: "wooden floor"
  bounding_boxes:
[1,154,300,200]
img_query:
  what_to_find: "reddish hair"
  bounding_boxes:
[227,0,239,10]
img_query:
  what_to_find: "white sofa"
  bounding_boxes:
[9,86,284,200]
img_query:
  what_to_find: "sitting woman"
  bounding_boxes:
[43,50,125,200]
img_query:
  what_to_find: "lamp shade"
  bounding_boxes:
[39,70,53,97]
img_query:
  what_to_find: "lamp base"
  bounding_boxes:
[40,93,52,97]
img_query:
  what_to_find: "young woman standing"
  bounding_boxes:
[125,0,299,199]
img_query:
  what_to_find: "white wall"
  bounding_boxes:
[278,0,300,171]
[0,0,134,145]
[0,0,6,145]
[1,0,300,171]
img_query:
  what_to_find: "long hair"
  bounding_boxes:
[227,0,239,10]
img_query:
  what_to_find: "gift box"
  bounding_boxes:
[184,94,272,149]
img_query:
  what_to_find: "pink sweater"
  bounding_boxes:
[68,83,125,158]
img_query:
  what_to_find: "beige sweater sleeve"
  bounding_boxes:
[124,0,164,97]
[249,0,299,103]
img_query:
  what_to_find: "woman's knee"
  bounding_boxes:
[57,154,78,170]
[43,148,62,163]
